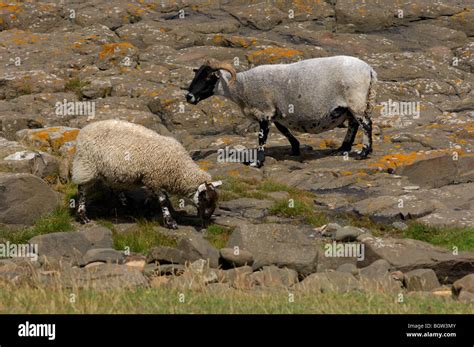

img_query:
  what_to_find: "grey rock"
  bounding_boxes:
[294,271,362,293]
[75,264,147,290]
[82,248,124,266]
[359,259,391,280]
[336,263,358,275]
[221,265,253,289]
[458,291,474,303]
[29,225,113,265]
[226,223,318,276]
[0,173,60,225]
[404,269,441,291]
[334,226,365,242]
[177,233,220,268]
[357,234,474,283]
[146,246,187,265]
[249,266,299,288]
[452,274,474,297]
[220,247,254,267]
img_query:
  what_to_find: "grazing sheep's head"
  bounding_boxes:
[186,59,236,105]
[194,180,222,227]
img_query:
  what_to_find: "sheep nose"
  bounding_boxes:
[186,93,196,104]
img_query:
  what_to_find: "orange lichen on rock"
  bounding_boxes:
[293,0,315,14]
[198,161,212,171]
[98,42,135,60]
[0,2,23,14]
[20,127,79,155]
[212,34,256,48]
[247,47,303,64]
[369,151,420,170]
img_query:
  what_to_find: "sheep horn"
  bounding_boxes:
[205,58,237,84]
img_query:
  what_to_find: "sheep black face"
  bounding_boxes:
[186,65,219,105]
[186,59,237,105]
[196,182,221,227]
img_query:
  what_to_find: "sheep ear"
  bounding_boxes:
[198,183,207,193]
[210,180,222,188]
[193,68,198,73]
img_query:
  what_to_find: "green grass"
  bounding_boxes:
[205,224,232,249]
[404,223,474,251]
[218,176,271,201]
[0,285,470,314]
[268,198,328,227]
[0,208,74,245]
[257,180,298,194]
[111,220,177,253]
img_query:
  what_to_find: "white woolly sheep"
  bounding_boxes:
[71,119,222,228]
[186,56,377,167]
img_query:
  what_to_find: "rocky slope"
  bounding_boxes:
[0,1,473,304]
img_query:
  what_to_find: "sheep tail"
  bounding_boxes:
[365,68,377,117]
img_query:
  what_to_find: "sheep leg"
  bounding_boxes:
[331,117,359,156]
[77,184,90,224]
[274,121,300,156]
[255,119,270,167]
[157,191,178,229]
[354,115,373,160]
[244,119,269,168]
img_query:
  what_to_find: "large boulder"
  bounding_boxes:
[0,173,61,225]
[29,225,113,265]
[357,234,474,283]
[226,224,318,276]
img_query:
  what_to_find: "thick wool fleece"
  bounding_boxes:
[72,119,211,196]
[215,55,377,132]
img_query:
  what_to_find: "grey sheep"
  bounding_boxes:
[186,56,377,167]
[71,119,222,228]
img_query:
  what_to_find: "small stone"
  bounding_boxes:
[403,185,420,191]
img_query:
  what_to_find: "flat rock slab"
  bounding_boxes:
[29,225,113,265]
[81,248,124,266]
[39,264,148,290]
[226,223,318,276]
[358,234,474,283]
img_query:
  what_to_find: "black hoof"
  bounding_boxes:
[355,148,371,160]
[79,216,90,224]
[164,218,178,229]
[244,160,264,168]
